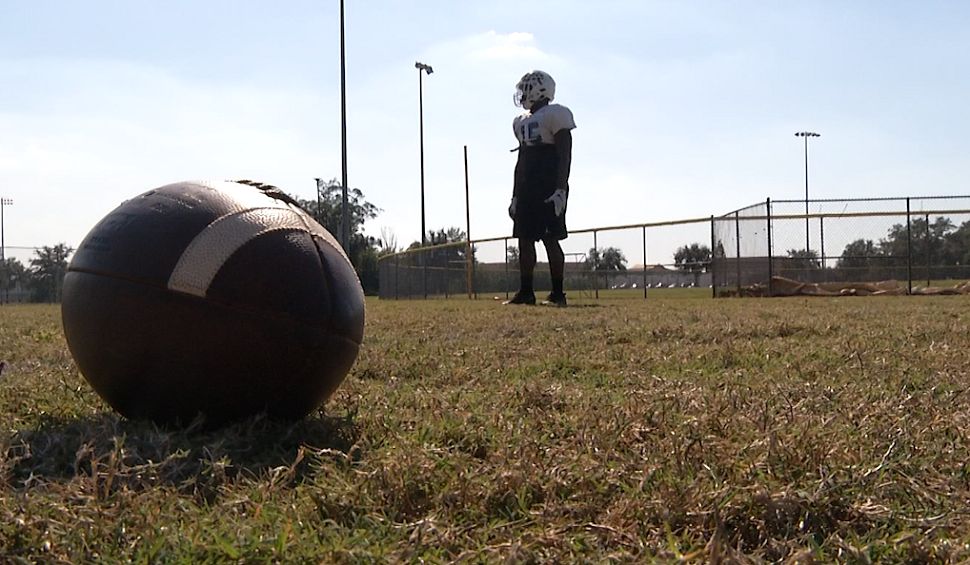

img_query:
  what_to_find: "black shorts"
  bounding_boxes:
[513,193,567,242]
[513,145,568,242]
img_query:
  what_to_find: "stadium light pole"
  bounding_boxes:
[339,0,350,251]
[794,131,820,253]
[0,197,9,305]
[415,61,433,246]
[0,197,11,263]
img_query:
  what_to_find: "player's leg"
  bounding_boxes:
[504,238,537,305]
[541,236,567,306]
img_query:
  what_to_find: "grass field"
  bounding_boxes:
[2,296,970,562]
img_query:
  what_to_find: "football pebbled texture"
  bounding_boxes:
[61,180,365,427]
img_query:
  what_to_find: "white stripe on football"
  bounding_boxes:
[168,206,311,297]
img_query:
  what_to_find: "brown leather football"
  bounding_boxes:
[61,181,365,427]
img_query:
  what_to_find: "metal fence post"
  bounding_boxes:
[642,225,647,299]
[422,253,428,299]
[504,238,509,299]
[906,198,912,294]
[766,198,773,297]
[925,212,931,287]
[469,252,478,299]
[593,229,599,299]
[735,211,742,295]
[464,145,473,300]
[819,215,826,274]
[710,215,716,298]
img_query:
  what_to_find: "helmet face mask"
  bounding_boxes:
[514,70,556,111]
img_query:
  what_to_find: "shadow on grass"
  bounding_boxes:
[2,410,359,499]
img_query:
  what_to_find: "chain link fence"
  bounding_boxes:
[378,218,715,301]
[712,196,970,296]
[379,195,970,300]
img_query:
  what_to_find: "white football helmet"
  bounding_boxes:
[514,70,556,110]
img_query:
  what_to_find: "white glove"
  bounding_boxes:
[544,189,567,217]
[508,196,517,220]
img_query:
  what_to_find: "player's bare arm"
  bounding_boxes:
[553,128,572,192]
[510,149,525,218]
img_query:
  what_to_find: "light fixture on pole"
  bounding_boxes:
[794,131,820,253]
[0,197,11,263]
[415,61,433,246]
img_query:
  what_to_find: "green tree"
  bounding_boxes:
[836,239,881,270]
[586,247,627,271]
[920,217,957,265]
[300,179,380,239]
[674,243,711,273]
[785,248,821,270]
[506,245,519,264]
[296,178,382,294]
[234,178,382,293]
[0,257,27,302]
[377,227,399,257]
[944,220,970,266]
[713,241,727,259]
[879,216,955,266]
[28,244,73,302]
[420,227,475,269]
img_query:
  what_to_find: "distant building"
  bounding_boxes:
[608,264,711,288]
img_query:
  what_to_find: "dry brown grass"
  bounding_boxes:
[2,296,970,562]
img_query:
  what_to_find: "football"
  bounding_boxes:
[61,180,365,427]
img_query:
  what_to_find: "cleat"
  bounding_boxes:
[541,292,567,307]
[503,291,536,305]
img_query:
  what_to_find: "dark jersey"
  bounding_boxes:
[512,104,576,200]
[511,104,576,241]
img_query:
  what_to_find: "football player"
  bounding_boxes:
[505,70,576,307]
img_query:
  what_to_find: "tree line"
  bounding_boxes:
[1,244,73,303]
[0,180,476,302]
[1,180,392,302]
[836,216,970,269]
[29,185,961,302]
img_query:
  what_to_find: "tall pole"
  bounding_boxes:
[906,198,913,294]
[415,62,433,246]
[339,0,349,250]
[0,198,8,263]
[0,198,11,263]
[1,198,10,305]
[313,178,322,224]
[803,134,808,253]
[766,198,774,297]
[463,145,473,299]
[794,131,820,254]
[419,70,425,246]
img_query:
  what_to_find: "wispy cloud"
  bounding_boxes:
[424,31,560,67]
[466,31,551,62]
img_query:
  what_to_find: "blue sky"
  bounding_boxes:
[2,1,969,265]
